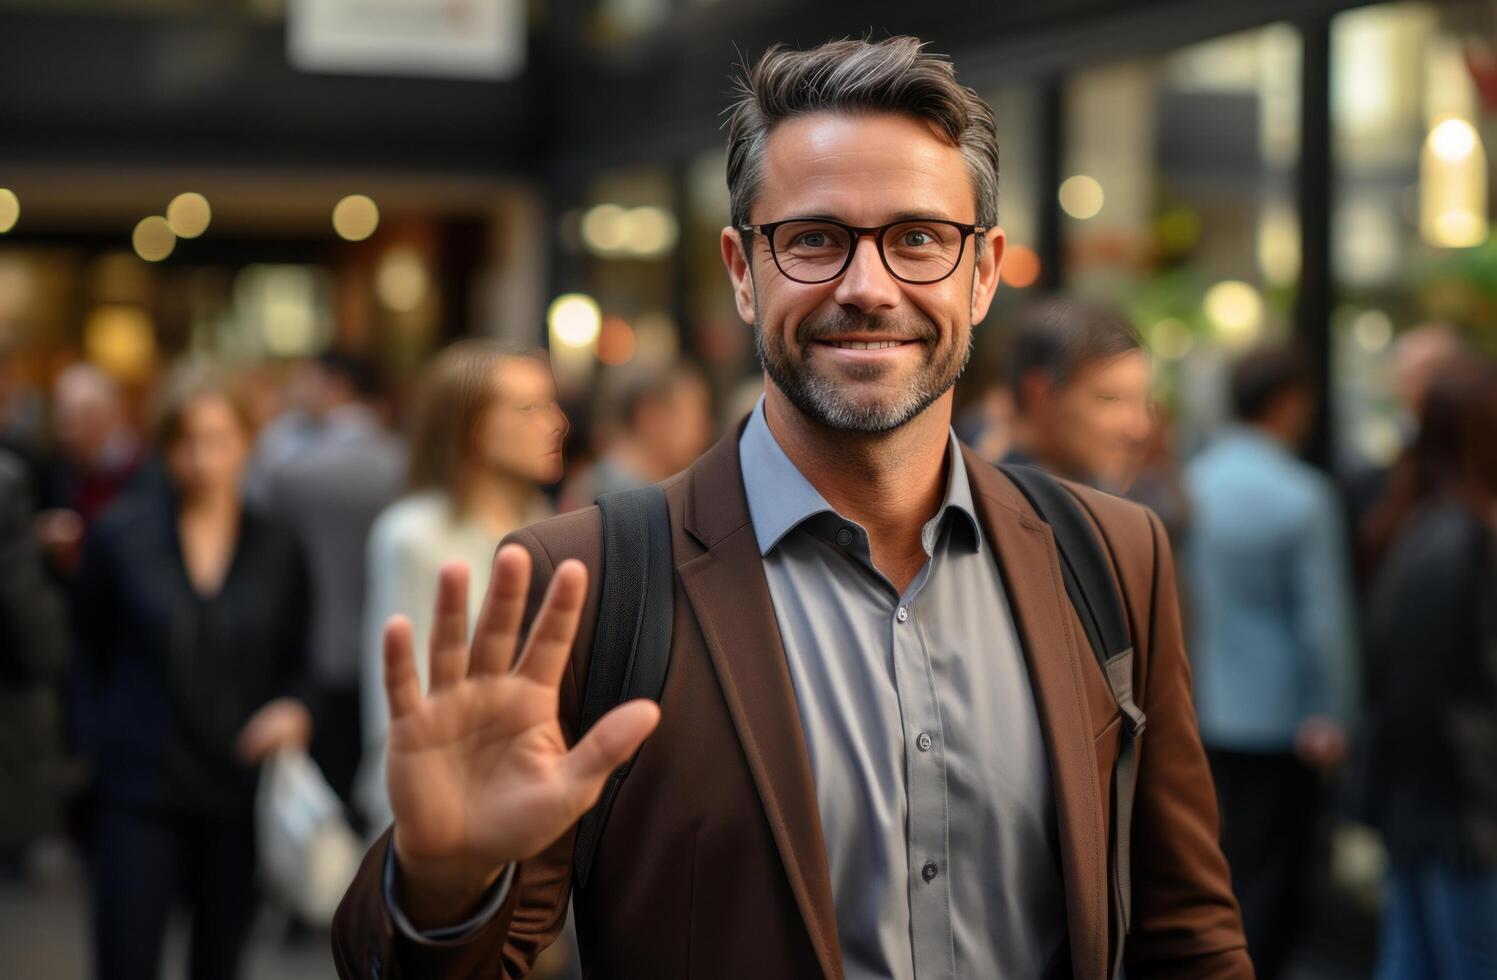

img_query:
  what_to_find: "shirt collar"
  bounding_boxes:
[737,397,982,558]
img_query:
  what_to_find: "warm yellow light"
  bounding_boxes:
[84,305,157,382]
[625,206,679,257]
[581,204,628,254]
[1059,175,1105,220]
[1352,310,1394,353]
[332,195,380,241]
[1429,118,1478,162]
[1203,281,1263,348]
[376,247,428,313]
[132,216,176,262]
[1149,318,1194,360]
[1257,205,1301,287]
[166,192,212,238]
[547,294,602,349]
[1421,116,1488,248]
[0,189,18,234]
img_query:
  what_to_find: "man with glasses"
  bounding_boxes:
[334,36,1250,980]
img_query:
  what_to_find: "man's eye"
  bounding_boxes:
[901,230,933,246]
[797,232,829,248]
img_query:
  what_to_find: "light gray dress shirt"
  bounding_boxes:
[740,401,1065,980]
[386,403,1067,975]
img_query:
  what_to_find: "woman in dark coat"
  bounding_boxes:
[76,365,313,980]
[1360,359,1497,979]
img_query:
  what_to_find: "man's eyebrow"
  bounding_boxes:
[885,210,958,223]
[776,210,961,224]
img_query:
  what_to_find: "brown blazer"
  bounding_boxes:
[333,427,1251,980]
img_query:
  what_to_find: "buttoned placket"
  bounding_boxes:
[831,513,958,978]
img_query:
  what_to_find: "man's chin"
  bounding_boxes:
[796,389,929,434]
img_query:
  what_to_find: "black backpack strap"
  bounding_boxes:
[999,464,1146,979]
[572,485,674,891]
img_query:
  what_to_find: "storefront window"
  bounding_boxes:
[1054,26,1303,445]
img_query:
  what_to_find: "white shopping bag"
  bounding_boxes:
[255,748,363,925]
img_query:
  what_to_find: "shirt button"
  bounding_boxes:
[835,527,854,547]
[916,731,933,752]
[922,861,939,883]
[896,606,909,623]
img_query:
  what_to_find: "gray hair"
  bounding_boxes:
[725,37,1000,232]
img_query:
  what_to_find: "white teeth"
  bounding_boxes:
[829,340,903,350]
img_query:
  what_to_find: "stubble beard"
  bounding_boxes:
[754,303,973,434]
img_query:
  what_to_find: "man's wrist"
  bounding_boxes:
[390,832,508,930]
[383,841,515,946]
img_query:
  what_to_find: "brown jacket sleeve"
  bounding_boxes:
[1118,506,1253,979]
[332,518,599,980]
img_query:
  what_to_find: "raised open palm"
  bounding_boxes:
[382,544,660,918]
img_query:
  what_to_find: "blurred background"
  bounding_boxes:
[3,0,1497,977]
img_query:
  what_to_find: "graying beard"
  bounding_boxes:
[753,317,974,434]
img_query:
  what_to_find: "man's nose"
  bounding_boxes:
[831,236,901,313]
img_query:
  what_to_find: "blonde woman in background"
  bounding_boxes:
[356,341,567,831]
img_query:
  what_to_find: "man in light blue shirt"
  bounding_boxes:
[1185,344,1357,980]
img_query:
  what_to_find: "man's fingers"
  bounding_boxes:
[383,615,423,721]
[513,560,587,688]
[560,699,662,793]
[469,544,531,677]
[428,561,471,690]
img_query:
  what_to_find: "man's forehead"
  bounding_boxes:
[755,111,974,223]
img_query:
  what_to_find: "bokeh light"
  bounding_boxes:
[84,305,157,382]
[1203,280,1264,348]
[581,204,628,253]
[132,216,176,262]
[581,204,680,258]
[332,194,380,241]
[0,189,19,234]
[1058,175,1104,220]
[597,316,637,366]
[1352,309,1394,353]
[625,206,679,257]
[1428,117,1478,163]
[1000,244,1041,288]
[375,247,429,313]
[547,293,602,349]
[166,192,212,238]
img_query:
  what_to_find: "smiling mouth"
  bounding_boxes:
[813,335,921,350]
[823,339,909,350]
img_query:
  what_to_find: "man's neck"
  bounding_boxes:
[763,385,951,592]
[1245,419,1294,450]
[1009,424,1084,483]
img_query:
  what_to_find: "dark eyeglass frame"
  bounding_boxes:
[737,217,989,285]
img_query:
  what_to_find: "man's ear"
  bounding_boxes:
[970,226,1006,325]
[721,226,758,326]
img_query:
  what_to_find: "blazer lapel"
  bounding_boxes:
[677,431,844,980]
[965,448,1110,979]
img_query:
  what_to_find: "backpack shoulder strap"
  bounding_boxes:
[999,464,1130,663]
[572,484,674,890]
[998,463,1145,978]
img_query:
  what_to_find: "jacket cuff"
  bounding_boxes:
[382,842,515,947]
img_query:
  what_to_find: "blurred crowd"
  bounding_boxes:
[2,295,1495,979]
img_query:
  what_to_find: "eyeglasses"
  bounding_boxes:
[737,217,988,285]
